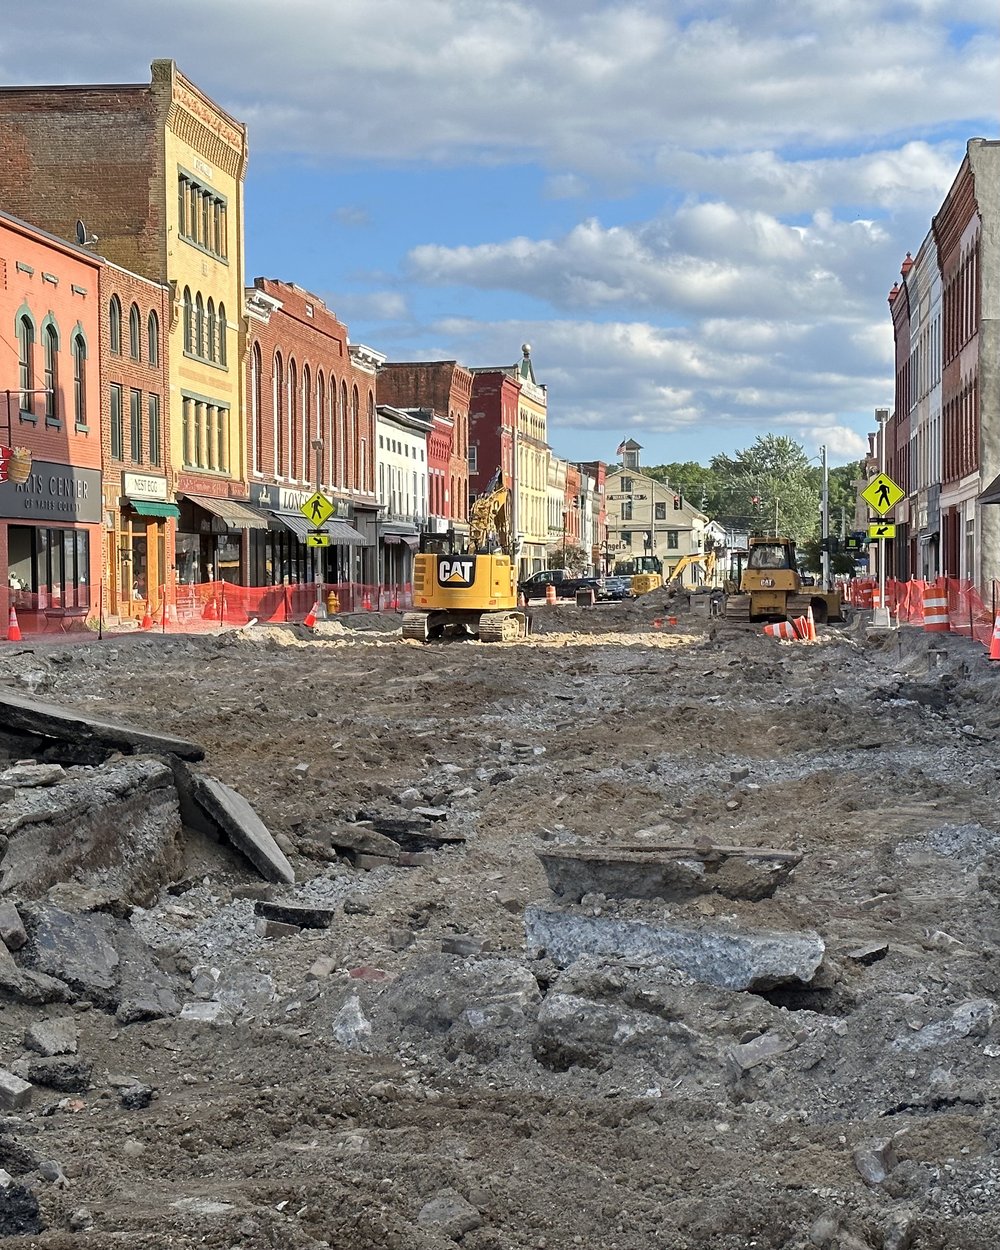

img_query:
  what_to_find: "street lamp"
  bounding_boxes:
[873,408,891,628]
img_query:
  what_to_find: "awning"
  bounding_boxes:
[271,512,368,547]
[186,495,270,530]
[383,533,420,550]
[979,473,1000,505]
[129,499,180,519]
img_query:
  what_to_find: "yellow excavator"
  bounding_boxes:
[666,550,717,590]
[725,536,843,623]
[401,482,530,643]
[613,554,663,596]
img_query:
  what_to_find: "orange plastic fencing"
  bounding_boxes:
[847,576,1000,654]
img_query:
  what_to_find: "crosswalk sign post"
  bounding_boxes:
[861,473,903,517]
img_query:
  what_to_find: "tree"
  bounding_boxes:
[547,543,588,574]
[710,435,819,541]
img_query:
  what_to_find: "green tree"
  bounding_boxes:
[709,435,819,540]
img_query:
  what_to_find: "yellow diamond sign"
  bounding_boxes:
[868,521,896,540]
[301,491,334,527]
[861,473,904,516]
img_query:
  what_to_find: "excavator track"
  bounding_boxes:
[401,612,430,642]
[478,611,529,643]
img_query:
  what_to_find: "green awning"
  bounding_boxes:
[129,499,180,519]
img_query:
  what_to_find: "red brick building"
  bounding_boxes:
[377,361,471,536]
[245,279,379,586]
[887,254,913,580]
[99,262,173,623]
[468,368,522,502]
[0,209,102,634]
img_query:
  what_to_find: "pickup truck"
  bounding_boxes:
[518,570,608,602]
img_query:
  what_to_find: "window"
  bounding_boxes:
[194,294,204,358]
[251,343,263,475]
[667,530,679,549]
[17,314,35,414]
[621,477,633,493]
[72,334,87,428]
[128,303,141,361]
[655,501,667,521]
[182,288,193,353]
[109,297,122,355]
[110,384,123,460]
[177,171,228,260]
[43,324,58,422]
[217,303,227,366]
[147,311,159,365]
[274,353,285,476]
[288,359,298,480]
[129,388,142,461]
[621,500,633,521]
[621,531,632,545]
[206,299,216,362]
[9,526,90,610]
[302,365,311,481]
[148,394,161,467]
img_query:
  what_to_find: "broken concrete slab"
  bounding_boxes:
[254,899,334,929]
[891,999,995,1051]
[24,1017,77,1057]
[25,1057,92,1092]
[524,905,825,992]
[0,1072,31,1112]
[0,757,183,906]
[0,690,204,761]
[730,1031,797,1071]
[357,812,465,852]
[0,902,26,951]
[327,825,401,863]
[0,941,72,1006]
[537,842,801,904]
[173,764,294,885]
[254,917,301,939]
[0,763,66,788]
[24,906,120,1001]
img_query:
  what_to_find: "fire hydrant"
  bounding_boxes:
[326,589,340,615]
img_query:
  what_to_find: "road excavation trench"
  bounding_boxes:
[1,600,1000,1249]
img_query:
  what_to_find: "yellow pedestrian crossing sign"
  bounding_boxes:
[301,491,334,527]
[305,532,331,548]
[868,521,896,540]
[861,473,904,516]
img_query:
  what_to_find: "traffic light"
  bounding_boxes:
[750,495,760,510]
[672,495,681,510]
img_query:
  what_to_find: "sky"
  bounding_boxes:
[1,1,997,469]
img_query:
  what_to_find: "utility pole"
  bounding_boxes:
[874,408,891,629]
[821,444,830,591]
[311,437,328,619]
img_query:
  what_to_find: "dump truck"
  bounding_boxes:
[724,536,843,623]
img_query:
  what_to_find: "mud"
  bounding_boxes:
[0,598,999,1248]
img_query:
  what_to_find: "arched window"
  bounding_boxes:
[182,288,193,353]
[72,334,87,427]
[351,385,359,489]
[128,303,141,361]
[206,299,216,362]
[251,343,263,475]
[17,314,34,411]
[366,391,375,492]
[44,323,58,421]
[339,381,348,486]
[273,352,284,477]
[302,365,311,481]
[109,296,122,355]
[316,372,326,485]
[147,310,159,365]
[217,303,227,366]
[194,294,204,358]
[288,359,298,481]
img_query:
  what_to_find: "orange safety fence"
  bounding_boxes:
[844,576,1000,653]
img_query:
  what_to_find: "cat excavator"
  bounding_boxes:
[401,481,530,643]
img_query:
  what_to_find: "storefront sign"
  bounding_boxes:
[0,461,102,524]
[250,481,350,519]
[123,472,168,502]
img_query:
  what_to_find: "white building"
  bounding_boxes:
[375,405,431,589]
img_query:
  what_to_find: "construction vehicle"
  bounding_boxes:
[724,536,843,623]
[401,482,530,643]
[666,550,717,591]
[613,554,663,596]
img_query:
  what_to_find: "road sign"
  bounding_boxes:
[301,491,335,527]
[868,521,896,540]
[305,532,331,548]
[861,473,904,516]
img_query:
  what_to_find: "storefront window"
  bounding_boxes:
[8,525,90,609]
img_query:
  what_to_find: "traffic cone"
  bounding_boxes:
[652,618,662,630]
[303,601,318,629]
[989,613,1000,661]
[363,592,372,612]
[806,604,817,641]
[792,616,808,640]
[202,597,217,620]
[545,584,557,605]
[518,591,527,609]
[764,621,797,640]
[6,605,21,643]
[141,601,153,630]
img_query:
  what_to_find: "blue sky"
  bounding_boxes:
[2,1,997,468]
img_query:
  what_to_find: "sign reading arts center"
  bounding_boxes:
[0,461,102,524]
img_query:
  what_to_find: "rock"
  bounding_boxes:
[68,1207,93,1231]
[0,691,203,761]
[25,1058,92,1093]
[844,941,889,965]
[230,882,273,901]
[22,906,120,1001]
[524,905,825,991]
[328,825,401,862]
[0,1137,38,1176]
[853,1137,898,1186]
[893,999,995,1051]
[441,935,486,957]
[354,854,396,872]
[119,1083,154,1110]
[254,918,301,939]
[37,1159,67,1186]
[359,813,465,851]
[730,1031,797,1072]
[115,990,179,1024]
[306,957,336,981]
[0,1071,32,1111]
[417,1188,483,1239]
[179,1001,231,1024]
[332,995,371,1049]
[0,762,66,788]
[0,1183,43,1236]
[255,900,335,929]
[882,1209,918,1250]
[413,806,448,821]
[398,851,434,868]
[497,892,522,914]
[172,765,294,885]
[730,766,751,782]
[343,897,372,915]
[0,902,28,951]
[0,1171,11,1189]
[24,1017,78,1057]
[387,928,413,951]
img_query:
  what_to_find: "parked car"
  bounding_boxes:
[517,569,570,601]
[602,575,633,600]
[558,576,608,602]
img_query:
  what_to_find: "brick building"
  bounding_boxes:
[0,209,102,634]
[244,279,379,587]
[377,361,471,539]
[99,263,173,623]
[0,60,250,589]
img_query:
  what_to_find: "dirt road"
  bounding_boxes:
[2,600,1000,1249]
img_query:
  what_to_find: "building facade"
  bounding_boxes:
[375,405,431,589]
[0,210,103,634]
[605,461,709,578]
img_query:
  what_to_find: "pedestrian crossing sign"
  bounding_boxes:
[301,491,335,527]
[868,521,896,540]
[861,473,904,516]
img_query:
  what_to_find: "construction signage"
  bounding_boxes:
[868,521,896,540]
[861,473,904,516]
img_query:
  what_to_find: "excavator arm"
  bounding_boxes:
[468,485,515,557]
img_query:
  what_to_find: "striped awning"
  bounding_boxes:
[185,495,270,530]
[270,512,368,546]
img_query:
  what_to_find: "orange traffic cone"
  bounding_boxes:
[6,605,22,643]
[303,601,318,629]
[989,613,1000,661]
[362,592,372,612]
[652,618,662,630]
[141,600,153,630]
[806,604,817,642]
[202,597,217,620]
[792,616,808,640]
[545,584,557,605]
[518,591,527,609]
[764,621,797,640]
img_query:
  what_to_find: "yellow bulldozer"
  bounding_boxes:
[724,536,843,624]
[401,481,530,643]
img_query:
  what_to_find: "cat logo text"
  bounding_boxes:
[437,557,475,587]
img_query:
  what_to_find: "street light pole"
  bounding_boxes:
[874,408,891,629]
[821,444,830,591]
